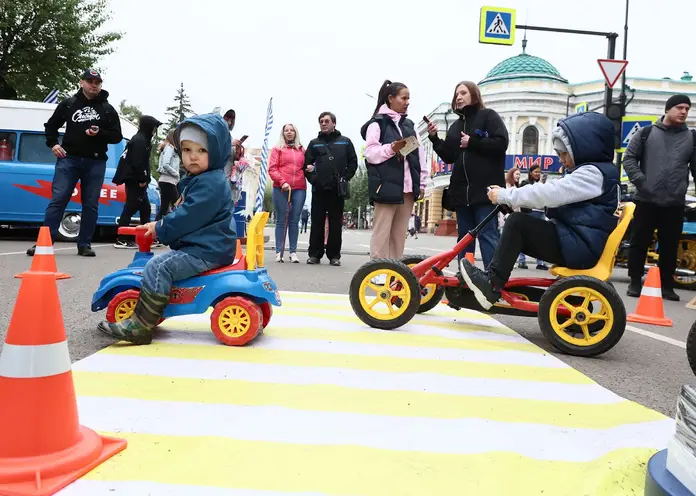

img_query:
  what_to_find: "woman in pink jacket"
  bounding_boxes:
[268,124,307,263]
[360,80,428,263]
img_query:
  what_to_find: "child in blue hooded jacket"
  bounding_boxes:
[98,113,237,344]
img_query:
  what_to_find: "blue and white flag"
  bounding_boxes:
[43,89,59,104]
[255,97,274,213]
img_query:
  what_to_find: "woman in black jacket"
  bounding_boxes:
[427,81,509,268]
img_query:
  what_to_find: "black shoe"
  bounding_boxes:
[307,257,320,265]
[662,287,680,302]
[459,259,501,311]
[626,279,642,297]
[26,245,36,256]
[517,262,528,269]
[78,245,96,257]
[330,259,341,266]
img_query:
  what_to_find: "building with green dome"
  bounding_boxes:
[415,41,696,234]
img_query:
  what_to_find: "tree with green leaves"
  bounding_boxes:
[0,0,122,100]
[263,181,273,213]
[119,99,142,125]
[344,165,369,217]
[165,82,194,131]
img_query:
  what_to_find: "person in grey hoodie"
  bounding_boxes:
[156,128,181,221]
[623,94,696,301]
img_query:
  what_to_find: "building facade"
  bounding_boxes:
[416,42,696,233]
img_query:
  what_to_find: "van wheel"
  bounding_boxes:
[56,213,80,242]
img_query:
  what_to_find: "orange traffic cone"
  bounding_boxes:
[465,252,475,264]
[235,239,243,261]
[0,271,126,496]
[627,266,673,327]
[15,227,70,280]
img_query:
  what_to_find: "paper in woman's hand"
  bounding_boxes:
[399,136,420,156]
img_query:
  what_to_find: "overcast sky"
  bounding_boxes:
[98,0,695,151]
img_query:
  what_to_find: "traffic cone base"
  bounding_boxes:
[626,266,673,327]
[0,429,126,496]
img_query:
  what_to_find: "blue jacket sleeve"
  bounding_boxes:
[154,176,220,245]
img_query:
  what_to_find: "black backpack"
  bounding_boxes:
[112,142,129,185]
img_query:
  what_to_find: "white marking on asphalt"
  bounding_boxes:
[0,244,111,256]
[625,325,686,349]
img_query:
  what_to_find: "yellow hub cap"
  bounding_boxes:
[406,262,437,305]
[549,287,614,346]
[218,305,251,337]
[115,299,137,322]
[676,239,696,283]
[358,269,412,321]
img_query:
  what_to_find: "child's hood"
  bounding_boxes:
[557,111,615,166]
[174,113,232,171]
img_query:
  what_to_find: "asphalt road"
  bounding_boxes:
[0,226,694,417]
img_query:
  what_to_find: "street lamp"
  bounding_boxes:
[566,93,577,116]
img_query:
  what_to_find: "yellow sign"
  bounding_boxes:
[575,102,588,113]
[479,6,516,46]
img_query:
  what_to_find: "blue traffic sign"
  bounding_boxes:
[479,6,516,45]
[619,115,657,153]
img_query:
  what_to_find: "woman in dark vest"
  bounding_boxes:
[360,80,427,265]
[426,81,509,268]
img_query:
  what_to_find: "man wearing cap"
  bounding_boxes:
[27,69,123,257]
[624,94,696,301]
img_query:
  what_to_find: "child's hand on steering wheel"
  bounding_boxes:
[487,185,501,204]
[139,222,157,238]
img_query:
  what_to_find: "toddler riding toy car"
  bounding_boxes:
[91,212,281,346]
[349,203,635,357]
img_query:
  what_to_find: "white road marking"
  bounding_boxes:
[626,325,687,349]
[0,244,111,256]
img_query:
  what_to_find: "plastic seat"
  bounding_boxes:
[549,202,636,282]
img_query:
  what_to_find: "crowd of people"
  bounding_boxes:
[25,68,696,309]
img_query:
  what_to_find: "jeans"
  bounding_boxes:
[455,203,499,268]
[44,156,106,248]
[142,250,220,295]
[488,212,566,288]
[272,187,307,254]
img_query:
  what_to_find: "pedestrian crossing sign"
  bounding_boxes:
[619,115,658,153]
[479,6,516,45]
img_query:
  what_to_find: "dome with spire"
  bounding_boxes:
[479,39,568,86]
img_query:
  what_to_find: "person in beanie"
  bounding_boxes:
[459,112,619,310]
[623,94,696,301]
[97,113,236,344]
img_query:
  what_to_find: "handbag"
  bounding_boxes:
[441,187,453,212]
[324,145,350,199]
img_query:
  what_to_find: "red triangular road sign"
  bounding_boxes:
[598,59,628,89]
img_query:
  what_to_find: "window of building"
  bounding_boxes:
[18,133,62,164]
[0,132,18,161]
[522,126,539,155]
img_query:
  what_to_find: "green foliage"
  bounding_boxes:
[344,165,369,215]
[0,0,122,100]
[263,181,273,213]
[164,82,194,131]
[119,99,142,125]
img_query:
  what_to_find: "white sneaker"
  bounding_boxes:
[289,253,300,263]
[275,253,283,263]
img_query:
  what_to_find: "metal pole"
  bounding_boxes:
[603,33,618,117]
[615,0,629,168]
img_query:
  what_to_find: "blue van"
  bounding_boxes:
[0,98,161,241]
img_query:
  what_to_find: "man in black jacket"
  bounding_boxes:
[304,112,358,266]
[114,115,162,248]
[27,69,123,257]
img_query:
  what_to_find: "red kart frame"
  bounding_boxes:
[409,205,572,318]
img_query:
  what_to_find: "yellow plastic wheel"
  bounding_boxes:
[538,276,626,357]
[400,255,445,314]
[349,258,420,330]
[675,236,696,290]
[106,289,141,323]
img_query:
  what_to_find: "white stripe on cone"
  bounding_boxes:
[0,342,72,378]
[640,286,662,298]
[34,246,54,255]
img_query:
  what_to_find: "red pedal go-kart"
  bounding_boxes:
[349,203,636,357]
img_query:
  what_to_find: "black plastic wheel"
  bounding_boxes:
[399,255,445,314]
[538,276,626,357]
[349,258,421,330]
[687,320,696,376]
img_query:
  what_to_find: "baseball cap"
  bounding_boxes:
[81,69,103,82]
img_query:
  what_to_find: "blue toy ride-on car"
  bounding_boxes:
[91,212,281,346]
